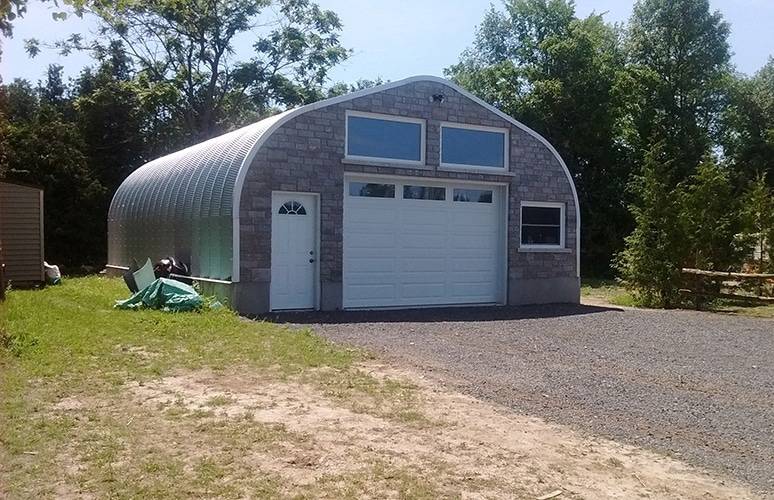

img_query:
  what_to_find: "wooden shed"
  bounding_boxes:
[0,181,45,286]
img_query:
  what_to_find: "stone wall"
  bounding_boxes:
[237,80,579,313]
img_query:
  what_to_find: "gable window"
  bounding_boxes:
[520,202,565,249]
[441,123,508,170]
[346,111,425,165]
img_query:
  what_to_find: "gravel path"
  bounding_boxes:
[268,304,774,493]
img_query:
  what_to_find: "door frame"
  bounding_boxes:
[269,191,321,311]
[342,173,509,309]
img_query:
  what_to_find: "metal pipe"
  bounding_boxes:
[104,264,233,285]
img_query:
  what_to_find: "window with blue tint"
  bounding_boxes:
[346,113,424,163]
[441,125,506,169]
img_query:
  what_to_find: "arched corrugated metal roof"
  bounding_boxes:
[107,110,290,279]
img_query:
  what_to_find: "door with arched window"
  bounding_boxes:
[270,192,318,310]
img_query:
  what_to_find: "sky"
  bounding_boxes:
[0,0,772,86]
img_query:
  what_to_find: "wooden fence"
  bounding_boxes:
[680,268,774,304]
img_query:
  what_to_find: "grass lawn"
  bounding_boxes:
[580,278,637,307]
[0,277,758,499]
[0,277,427,498]
[581,278,774,318]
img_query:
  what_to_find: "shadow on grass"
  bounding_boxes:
[257,302,622,325]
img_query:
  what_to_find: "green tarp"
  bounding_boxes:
[115,278,203,312]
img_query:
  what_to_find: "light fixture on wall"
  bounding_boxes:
[430,93,446,103]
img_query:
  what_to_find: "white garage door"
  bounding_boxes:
[343,177,505,309]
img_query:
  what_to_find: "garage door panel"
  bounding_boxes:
[399,258,447,272]
[345,231,396,248]
[346,273,398,286]
[346,207,397,224]
[350,284,396,307]
[401,283,446,298]
[344,179,504,308]
[449,282,497,299]
[399,209,447,225]
[450,257,497,272]
[400,270,447,283]
[347,257,396,273]
[398,233,447,248]
[449,234,497,250]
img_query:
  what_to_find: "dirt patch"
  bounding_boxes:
[126,363,753,499]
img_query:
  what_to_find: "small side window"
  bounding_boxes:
[453,189,493,203]
[403,185,446,201]
[520,203,564,247]
[349,182,396,198]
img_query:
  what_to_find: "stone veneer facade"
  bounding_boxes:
[234,80,579,313]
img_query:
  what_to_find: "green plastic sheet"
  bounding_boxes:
[115,278,203,312]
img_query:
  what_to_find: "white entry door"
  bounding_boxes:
[343,178,505,309]
[270,192,317,310]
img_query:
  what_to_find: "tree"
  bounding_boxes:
[721,59,774,188]
[627,0,732,182]
[74,43,146,194]
[739,173,774,272]
[2,73,106,267]
[326,78,386,98]
[28,0,350,142]
[616,143,686,307]
[679,157,740,271]
[446,0,633,275]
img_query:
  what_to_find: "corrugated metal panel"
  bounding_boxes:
[0,182,44,283]
[107,112,289,279]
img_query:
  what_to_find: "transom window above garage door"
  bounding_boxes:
[453,188,493,203]
[349,182,396,198]
[346,111,425,165]
[441,123,508,171]
[403,185,445,200]
[520,201,565,249]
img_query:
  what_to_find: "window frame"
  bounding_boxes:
[344,110,426,167]
[519,201,566,250]
[439,122,509,172]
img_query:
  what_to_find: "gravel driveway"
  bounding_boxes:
[269,304,774,493]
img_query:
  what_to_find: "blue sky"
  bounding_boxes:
[1,0,772,85]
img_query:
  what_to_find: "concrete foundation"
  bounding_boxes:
[508,277,580,305]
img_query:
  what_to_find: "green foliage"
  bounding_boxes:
[616,144,686,307]
[679,157,741,271]
[739,173,774,272]
[446,0,634,275]
[721,59,774,187]
[29,0,350,140]
[326,78,387,98]
[627,0,732,181]
[1,71,108,267]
